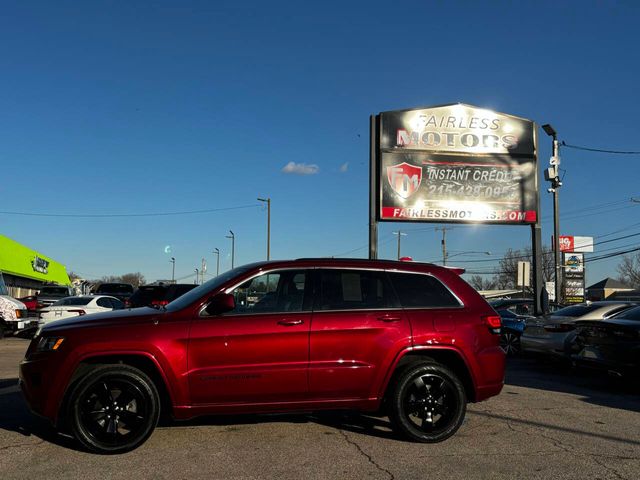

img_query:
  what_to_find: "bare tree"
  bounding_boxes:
[496,246,555,291]
[120,272,146,288]
[617,254,640,288]
[468,275,497,291]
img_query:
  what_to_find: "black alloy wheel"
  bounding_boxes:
[67,365,160,454]
[500,332,521,356]
[389,362,466,443]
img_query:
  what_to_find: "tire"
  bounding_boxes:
[66,365,160,454]
[388,362,466,443]
[500,332,521,356]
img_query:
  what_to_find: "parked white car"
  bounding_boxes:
[39,295,124,325]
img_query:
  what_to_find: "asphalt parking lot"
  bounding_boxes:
[0,337,638,480]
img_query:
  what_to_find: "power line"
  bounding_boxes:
[0,204,261,218]
[562,141,640,155]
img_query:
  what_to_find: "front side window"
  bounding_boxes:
[316,269,393,311]
[227,270,307,315]
[388,272,461,308]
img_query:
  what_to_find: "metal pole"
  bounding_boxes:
[552,137,562,304]
[213,248,220,277]
[368,115,378,259]
[226,231,235,269]
[194,268,199,285]
[170,257,175,282]
[201,258,206,284]
[257,197,271,260]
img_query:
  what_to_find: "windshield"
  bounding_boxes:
[96,284,134,293]
[166,265,254,312]
[52,297,92,306]
[41,286,69,296]
[0,273,8,296]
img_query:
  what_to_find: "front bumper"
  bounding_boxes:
[19,351,66,423]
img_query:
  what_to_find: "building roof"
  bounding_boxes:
[586,277,632,290]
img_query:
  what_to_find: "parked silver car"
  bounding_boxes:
[521,301,636,358]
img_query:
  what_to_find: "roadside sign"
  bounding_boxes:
[517,261,530,287]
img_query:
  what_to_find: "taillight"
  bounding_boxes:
[543,323,575,332]
[68,309,86,316]
[483,315,502,334]
[151,300,169,306]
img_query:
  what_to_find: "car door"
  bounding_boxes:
[309,269,411,400]
[188,269,312,405]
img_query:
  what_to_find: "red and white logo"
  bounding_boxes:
[387,162,422,199]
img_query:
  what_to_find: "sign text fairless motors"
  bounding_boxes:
[378,103,538,224]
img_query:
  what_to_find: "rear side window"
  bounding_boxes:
[316,270,394,311]
[388,272,461,308]
[613,305,640,321]
[53,297,92,306]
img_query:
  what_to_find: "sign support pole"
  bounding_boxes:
[369,115,378,259]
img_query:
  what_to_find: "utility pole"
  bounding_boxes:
[213,248,220,277]
[436,227,449,265]
[226,230,235,269]
[201,258,206,284]
[170,257,175,282]
[543,124,562,304]
[257,197,271,260]
[392,231,407,260]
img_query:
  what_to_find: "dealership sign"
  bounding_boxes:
[376,103,538,224]
[559,236,594,253]
[563,252,586,304]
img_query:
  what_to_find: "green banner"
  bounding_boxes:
[0,235,71,285]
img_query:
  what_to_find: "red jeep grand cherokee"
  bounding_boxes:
[20,259,504,453]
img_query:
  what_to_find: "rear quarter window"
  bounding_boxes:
[388,272,461,308]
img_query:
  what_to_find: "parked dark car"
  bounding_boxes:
[127,284,197,308]
[37,285,75,307]
[93,283,135,303]
[570,305,640,378]
[495,309,531,356]
[20,259,505,453]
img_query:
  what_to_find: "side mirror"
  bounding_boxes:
[205,293,236,316]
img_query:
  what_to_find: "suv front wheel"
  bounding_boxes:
[389,362,466,443]
[66,365,160,454]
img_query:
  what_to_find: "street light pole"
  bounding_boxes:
[257,197,271,260]
[226,230,235,269]
[543,124,562,304]
[392,231,407,260]
[170,257,175,282]
[213,248,220,277]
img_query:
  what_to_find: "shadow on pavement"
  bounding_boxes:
[168,410,401,441]
[505,356,640,413]
[0,378,77,450]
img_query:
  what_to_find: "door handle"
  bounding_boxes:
[278,319,304,326]
[377,316,401,322]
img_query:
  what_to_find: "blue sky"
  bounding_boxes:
[1,0,639,285]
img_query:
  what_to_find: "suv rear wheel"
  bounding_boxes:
[66,365,160,454]
[389,362,466,443]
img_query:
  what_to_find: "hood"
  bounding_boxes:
[0,295,27,309]
[42,307,160,332]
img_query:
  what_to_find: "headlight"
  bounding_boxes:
[15,309,25,319]
[36,336,65,352]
